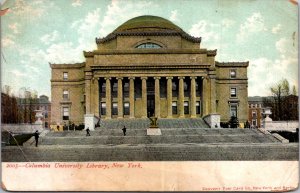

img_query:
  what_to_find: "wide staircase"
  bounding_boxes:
[2,118,298,162]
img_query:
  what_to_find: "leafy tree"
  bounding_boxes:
[264,79,298,121]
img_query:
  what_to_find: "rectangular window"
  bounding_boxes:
[62,107,69,120]
[63,90,69,100]
[252,119,257,127]
[230,88,237,98]
[112,102,118,115]
[124,102,130,115]
[196,101,201,114]
[63,72,68,80]
[252,110,257,118]
[230,105,237,117]
[230,69,236,78]
[101,102,106,115]
[172,101,177,115]
[101,83,106,95]
[184,101,189,114]
[124,82,129,98]
[112,82,118,97]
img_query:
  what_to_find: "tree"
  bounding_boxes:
[264,79,298,121]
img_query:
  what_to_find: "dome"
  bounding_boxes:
[113,15,183,32]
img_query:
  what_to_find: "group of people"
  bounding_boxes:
[85,126,127,136]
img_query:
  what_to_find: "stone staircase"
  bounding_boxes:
[2,118,298,162]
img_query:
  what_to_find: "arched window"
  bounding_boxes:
[136,42,162,49]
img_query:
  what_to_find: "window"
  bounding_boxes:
[112,82,118,97]
[124,82,129,98]
[252,110,257,118]
[101,83,106,95]
[124,102,130,115]
[230,88,237,98]
[63,72,68,80]
[196,101,201,114]
[172,101,177,115]
[136,43,162,49]
[112,103,118,115]
[172,82,177,97]
[101,102,106,115]
[252,119,257,127]
[184,101,189,114]
[230,104,237,117]
[63,90,69,100]
[45,112,48,118]
[230,69,236,78]
[62,107,69,120]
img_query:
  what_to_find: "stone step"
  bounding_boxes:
[40,134,279,145]
[2,143,298,162]
[45,128,263,137]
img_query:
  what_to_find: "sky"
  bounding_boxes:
[0,0,298,98]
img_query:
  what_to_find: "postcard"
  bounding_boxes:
[1,0,298,191]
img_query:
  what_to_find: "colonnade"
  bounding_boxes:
[87,76,210,119]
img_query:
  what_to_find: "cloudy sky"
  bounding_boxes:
[1,0,298,98]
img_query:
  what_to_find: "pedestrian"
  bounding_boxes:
[34,130,39,147]
[56,125,60,131]
[122,126,126,136]
[86,127,91,136]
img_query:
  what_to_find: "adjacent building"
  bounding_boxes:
[50,15,249,126]
[17,95,51,128]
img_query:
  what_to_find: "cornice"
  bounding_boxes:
[84,49,216,57]
[90,64,211,70]
[50,62,85,69]
[215,61,249,67]
[95,30,201,44]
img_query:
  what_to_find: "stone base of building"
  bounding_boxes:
[84,114,99,131]
[203,113,221,128]
[147,128,162,135]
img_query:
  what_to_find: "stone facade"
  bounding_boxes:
[50,15,249,126]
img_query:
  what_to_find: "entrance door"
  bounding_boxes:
[147,96,155,117]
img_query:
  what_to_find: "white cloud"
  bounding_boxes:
[221,18,235,28]
[45,42,83,63]
[40,30,60,45]
[8,23,20,34]
[2,36,15,47]
[98,0,154,36]
[237,12,267,43]
[11,0,57,18]
[169,10,179,22]
[189,20,220,42]
[72,0,82,7]
[248,37,298,96]
[9,69,27,77]
[272,24,282,34]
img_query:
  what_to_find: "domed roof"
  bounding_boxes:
[113,15,183,32]
[96,15,201,44]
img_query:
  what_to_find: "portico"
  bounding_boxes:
[86,75,207,119]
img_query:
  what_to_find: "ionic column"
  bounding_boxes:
[94,78,100,117]
[85,79,91,114]
[141,77,148,118]
[202,77,209,116]
[166,77,173,118]
[105,77,111,119]
[190,76,196,118]
[117,77,123,118]
[129,77,135,118]
[154,77,160,118]
[178,76,185,118]
[210,77,216,113]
